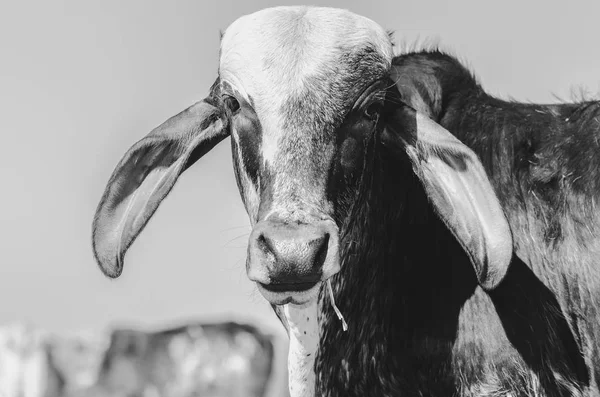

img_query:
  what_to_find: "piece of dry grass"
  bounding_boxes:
[327,280,348,332]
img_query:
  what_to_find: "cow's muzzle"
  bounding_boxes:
[247,218,340,305]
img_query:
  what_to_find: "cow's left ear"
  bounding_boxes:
[92,96,229,279]
[380,99,513,290]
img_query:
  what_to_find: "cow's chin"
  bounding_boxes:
[256,281,323,306]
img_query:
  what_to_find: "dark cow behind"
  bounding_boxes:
[91,6,600,397]
[67,321,277,397]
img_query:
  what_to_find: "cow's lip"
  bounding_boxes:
[256,281,322,306]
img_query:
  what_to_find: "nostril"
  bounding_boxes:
[313,233,330,269]
[257,233,270,253]
[257,233,279,264]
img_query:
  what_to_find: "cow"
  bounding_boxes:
[68,321,277,397]
[91,5,600,397]
[47,331,108,395]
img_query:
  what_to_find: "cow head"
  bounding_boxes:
[92,7,512,308]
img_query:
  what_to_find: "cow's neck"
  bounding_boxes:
[312,140,478,395]
[283,302,320,397]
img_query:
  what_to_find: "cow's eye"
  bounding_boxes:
[364,102,383,120]
[223,95,240,113]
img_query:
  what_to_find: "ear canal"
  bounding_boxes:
[382,103,513,290]
[92,98,229,278]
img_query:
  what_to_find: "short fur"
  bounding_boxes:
[219,6,393,225]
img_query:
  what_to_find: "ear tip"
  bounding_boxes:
[92,230,124,279]
[93,250,124,279]
[479,273,505,291]
[478,249,513,291]
[101,263,123,279]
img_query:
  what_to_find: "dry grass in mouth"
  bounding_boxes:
[327,279,348,332]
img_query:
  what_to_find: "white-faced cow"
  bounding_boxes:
[92,6,600,397]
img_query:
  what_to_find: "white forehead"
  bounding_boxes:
[219,6,393,100]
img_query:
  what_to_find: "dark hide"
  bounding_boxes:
[92,321,275,397]
[314,51,600,397]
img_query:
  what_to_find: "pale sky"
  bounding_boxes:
[1,0,599,335]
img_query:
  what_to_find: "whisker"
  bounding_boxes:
[223,233,251,247]
[219,225,252,233]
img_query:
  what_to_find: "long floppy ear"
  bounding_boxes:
[92,97,229,278]
[381,100,513,290]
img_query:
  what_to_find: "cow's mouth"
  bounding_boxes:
[256,280,323,306]
[259,281,319,292]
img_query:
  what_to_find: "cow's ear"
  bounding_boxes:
[381,100,513,290]
[92,97,229,278]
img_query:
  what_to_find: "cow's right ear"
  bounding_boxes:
[92,95,229,279]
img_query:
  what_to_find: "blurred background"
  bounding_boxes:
[1,0,599,395]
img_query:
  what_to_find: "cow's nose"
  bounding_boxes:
[259,228,329,281]
[247,219,340,296]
